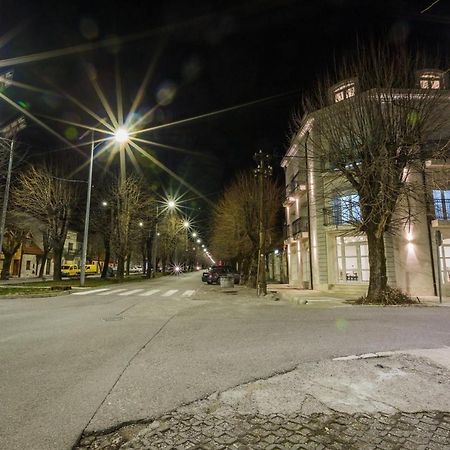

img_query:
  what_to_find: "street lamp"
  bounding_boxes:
[114,127,129,144]
[80,128,130,286]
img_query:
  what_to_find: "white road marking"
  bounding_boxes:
[73,288,110,296]
[182,290,195,297]
[162,289,178,297]
[139,289,161,296]
[97,288,127,296]
[118,289,145,296]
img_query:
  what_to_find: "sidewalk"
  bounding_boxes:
[76,347,450,449]
[267,283,450,307]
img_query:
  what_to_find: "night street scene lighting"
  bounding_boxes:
[1,1,450,449]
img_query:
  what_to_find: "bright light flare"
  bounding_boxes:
[114,127,129,143]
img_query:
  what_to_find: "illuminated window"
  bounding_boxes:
[439,238,450,283]
[433,190,450,220]
[336,235,369,283]
[332,194,361,225]
[333,82,356,103]
[419,72,442,89]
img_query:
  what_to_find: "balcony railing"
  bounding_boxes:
[292,217,308,236]
[323,204,361,226]
[434,198,450,220]
[283,223,291,240]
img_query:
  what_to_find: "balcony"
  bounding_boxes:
[431,198,450,228]
[292,217,308,238]
[283,174,307,207]
[323,204,361,226]
[283,223,291,240]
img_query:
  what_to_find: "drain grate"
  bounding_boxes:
[223,290,238,295]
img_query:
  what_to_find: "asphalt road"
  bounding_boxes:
[1,272,450,450]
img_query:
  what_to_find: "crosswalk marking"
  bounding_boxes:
[182,290,195,297]
[118,289,144,296]
[162,289,178,297]
[74,287,196,297]
[73,288,110,296]
[98,288,127,296]
[139,289,160,297]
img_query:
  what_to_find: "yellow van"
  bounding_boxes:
[61,265,80,277]
[61,263,98,277]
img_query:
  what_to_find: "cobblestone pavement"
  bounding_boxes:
[76,410,450,449]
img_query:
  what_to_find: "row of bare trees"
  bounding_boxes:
[0,160,203,280]
[210,171,282,287]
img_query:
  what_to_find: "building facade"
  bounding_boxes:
[282,70,450,297]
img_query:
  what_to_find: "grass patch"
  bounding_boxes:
[0,286,66,297]
[6,273,164,288]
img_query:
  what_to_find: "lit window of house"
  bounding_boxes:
[439,238,450,283]
[332,194,361,225]
[333,81,356,103]
[336,235,369,282]
[433,190,450,220]
[419,71,442,89]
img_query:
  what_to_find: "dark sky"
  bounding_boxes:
[1,0,450,219]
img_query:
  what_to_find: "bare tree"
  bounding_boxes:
[0,213,29,279]
[211,171,281,286]
[13,165,79,281]
[110,176,150,279]
[299,44,450,301]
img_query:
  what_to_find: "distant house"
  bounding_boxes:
[282,69,450,297]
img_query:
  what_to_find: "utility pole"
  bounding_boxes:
[254,150,272,296]
[0,116,26,261]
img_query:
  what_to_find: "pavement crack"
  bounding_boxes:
[74,313,178,447]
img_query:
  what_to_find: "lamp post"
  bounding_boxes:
[80,127,129,286]
[0,116,26,260]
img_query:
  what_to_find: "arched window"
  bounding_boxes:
[331,79,356,103]
[417,70,445,90]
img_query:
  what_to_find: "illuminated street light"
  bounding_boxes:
[183,220,190,228]
[196,238,201,244]
[201,244,205,248]
[102,200,108,207]
[114,127,129,144]
[167,199,176,209]
[139,221,144,227]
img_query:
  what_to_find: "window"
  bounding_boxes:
[336,236,369,282]
[46,259,51,275]
[419,72,442,89]
[333,82,356,103]
[433,190,450,220]
[332,194,361,225]
[26,260,31,270]
[68,242,74,252]
[439,239,450,284]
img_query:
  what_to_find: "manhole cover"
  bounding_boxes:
[102,316,124,321]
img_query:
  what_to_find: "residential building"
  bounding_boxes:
[282,69,450,297]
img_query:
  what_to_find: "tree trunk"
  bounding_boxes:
[146,237,152,278]
[53,246,63,281]
[38,251,49,278]
[101,237,111,278]
[366,231,388,301]
[246,252,258,288]
[1,252,13,279]
[117,255,125,279]
[126,253,131,276]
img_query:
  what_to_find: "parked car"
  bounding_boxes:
[207,266,240,285]
[202,270,210,282]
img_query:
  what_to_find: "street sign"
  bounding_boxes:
[1,116,26,138]
[0,70,14,90]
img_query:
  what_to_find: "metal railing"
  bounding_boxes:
[292,217,308,236]
[434,198,450,220]
[323,204,361,226]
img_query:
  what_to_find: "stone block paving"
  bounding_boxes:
[76,410,450,450]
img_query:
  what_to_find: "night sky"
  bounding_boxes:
[1,0,450,223]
